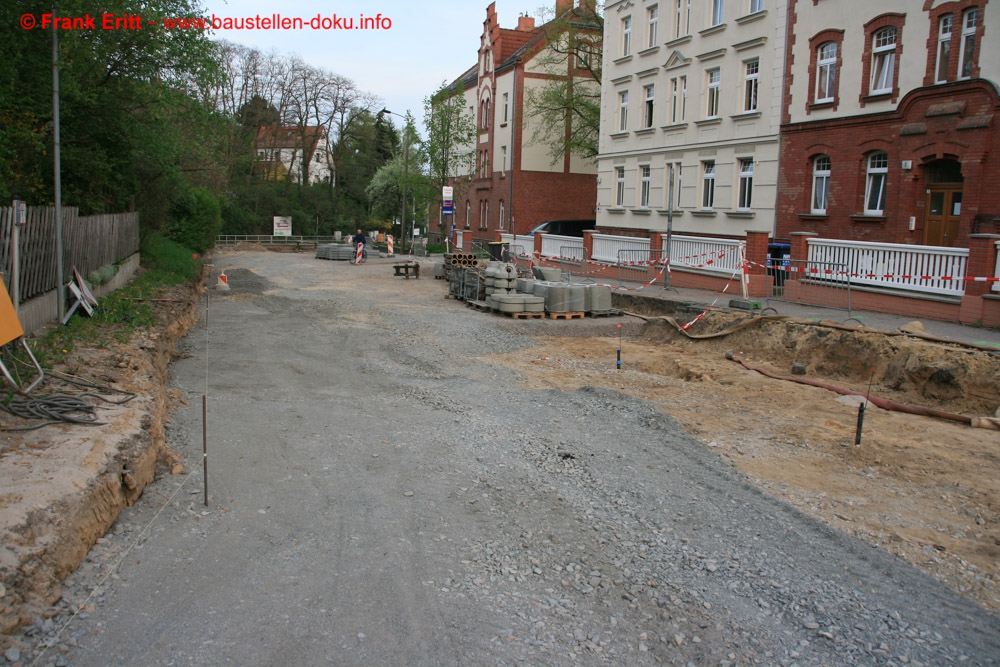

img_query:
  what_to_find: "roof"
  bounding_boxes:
[255,125,326,150]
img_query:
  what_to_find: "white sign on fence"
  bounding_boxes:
[273,216,292,237]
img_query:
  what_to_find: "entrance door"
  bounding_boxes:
[923,186,962,247]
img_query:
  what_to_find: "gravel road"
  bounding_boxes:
[24,250,999,666]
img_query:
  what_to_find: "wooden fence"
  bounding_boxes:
[0,206,139,303]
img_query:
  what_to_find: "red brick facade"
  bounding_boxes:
[776,80,1000,247]
[432,2,598,246]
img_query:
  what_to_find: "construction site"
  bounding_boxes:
[0,245,998,665]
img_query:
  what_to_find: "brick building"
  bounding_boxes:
[776,0,1000,248]
[434,1,600,245]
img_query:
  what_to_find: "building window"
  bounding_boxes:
[618,91,629,132]
[864,151,888,215]
[502,92,509,123]
[936,15,952,83]
[816,42,837,102]
[640,165,651,208]
[959,8,978,79]
[743,59,759,112]
[647,5,658,48]
[674,0,691,38]
[615,166,626,207]
[499,200,505,230]
[501,145,507,174]
[643,85,655,128]
[870,27,897,95]
[622,17,632,57]
[811,155,831,214]
[706,69,721,118]
[711,0,725,27]
[673,163,683,209]
[670,75,688,123]
[737,159,754,210]
[701,161,715,210]
[748,0,762,13]
[465,200,471,228]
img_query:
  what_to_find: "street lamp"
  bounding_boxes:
[379,108,410,251]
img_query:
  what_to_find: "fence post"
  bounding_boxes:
[789,232,817,273]
[959,234,1000,326]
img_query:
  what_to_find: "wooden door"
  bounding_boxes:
[923,186,962,247]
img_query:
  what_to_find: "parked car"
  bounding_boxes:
[527,219,595,238]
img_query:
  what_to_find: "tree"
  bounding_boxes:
[523,3,603,162]
[423,80,477,237]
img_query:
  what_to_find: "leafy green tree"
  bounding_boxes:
[164,187,222,253]
[423,80,477,237]
[523,3,603,161]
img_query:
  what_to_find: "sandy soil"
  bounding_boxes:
[486,311,1000,613]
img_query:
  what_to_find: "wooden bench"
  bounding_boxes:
[393,262,420,279]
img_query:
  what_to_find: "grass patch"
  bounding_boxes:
[24,234,201,369]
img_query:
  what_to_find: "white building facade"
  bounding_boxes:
[596,0,787,239]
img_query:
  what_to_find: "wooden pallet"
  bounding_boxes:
[587,309,620,318]
[502,310,545,319]
[547,311,585,320]
[467,300,493,312]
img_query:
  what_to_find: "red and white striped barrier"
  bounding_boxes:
[746,260,1000,283]
[355,243,364,264]
[387,234,394,256]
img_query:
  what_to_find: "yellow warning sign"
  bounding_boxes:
[0,277,25,346]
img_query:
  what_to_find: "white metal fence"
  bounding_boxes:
[591,234,650,264]
[662,234,743,276]
[807,238,969,297]
[499,233,534,259]
[540,233,583,259]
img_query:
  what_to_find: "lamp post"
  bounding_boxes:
[379,109,410,251]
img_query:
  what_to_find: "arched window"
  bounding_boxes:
[935,15,952,83]
[816,42,837,102]
[811,155,831,214]
[864,152,888,215]
[870,27,897,94]
[465,200,471,229]
[499,200,505,230]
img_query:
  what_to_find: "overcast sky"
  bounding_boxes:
[200,0,526,130]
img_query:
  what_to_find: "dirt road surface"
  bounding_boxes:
[4,247,1000,665]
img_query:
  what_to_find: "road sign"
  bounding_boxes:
[442,186,453,200]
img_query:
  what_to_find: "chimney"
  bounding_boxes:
[556,0,573,16]
[517,15,536,31]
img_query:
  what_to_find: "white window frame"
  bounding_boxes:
[502,92,509,123]
[643,84,655,128]
[737,159,754,210]
[743,59,759,112]
[864,151,888,215]
[959,8,978,79]
[499,199,505,230]
[811,155,831,215]
[701,161,716,210]
[501,145,507,175]
[711,0,725,27]
[615,166,626,207]
[618,90,629,132]
[465,200,471,228]
[647,5,658,49]
[706,69,721,118]
[936,15,952,83]
[622,17,632,57]
[640,164,651,208]
[667,162,683,209]
[748,0,762,13]
[674,0,691,38]
[816,42,837,103]
[870,27,897,95]
[670,77,679,123]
